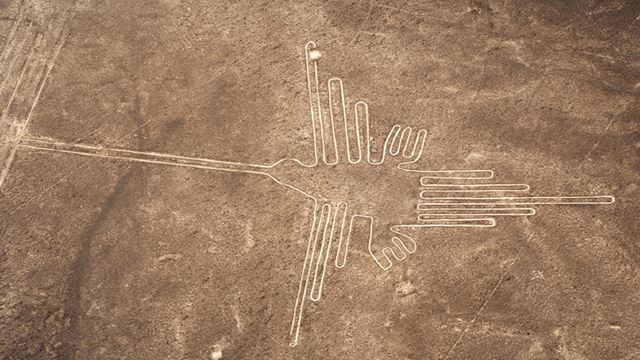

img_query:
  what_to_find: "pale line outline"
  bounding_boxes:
[418,195,615,205]
[1,41,503,347]
[417,208,536,219]
[0,41,616,348]
[420,183,530,192]
[0,19,69,188]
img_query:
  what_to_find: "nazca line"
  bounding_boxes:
[0,10,70,188]
[1,42,615,348]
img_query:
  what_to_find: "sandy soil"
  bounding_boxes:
[0,0,639,359]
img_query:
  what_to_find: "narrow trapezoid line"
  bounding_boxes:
[0,33,40,188]
[0,24,68,188]
[14,138,273,173]
[11,142,271,176]
[442,260,516,359]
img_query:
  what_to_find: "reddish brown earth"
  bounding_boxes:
[0,0,639,359]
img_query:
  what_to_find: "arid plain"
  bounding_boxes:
[0,0,639,359]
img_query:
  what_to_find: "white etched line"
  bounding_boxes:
[306,41,330,165]
[0,0,31,76]
[2,40,617,349]
[417,195,616,205]
[289,201,320,348]
[420,183,530,192]
[317,202,347,293]
[0,34,40,187]
[417,207,536,217]
[393,234,416,254]
[10,138,319,201]
[343,216,364,266]
[333,202,349,268]
[416,203,543,208]
[328,77,362,164]
[310,204,333,302]
[398,218,497,227]
[290,201,331,347]
[358,101,378,164]
[22,27,68,132]
[403,128,426,159]
[6,32,44,122]
[0,23,32,99]
[304,41,320,166]
[406,169,495,179]
[323,78,340,165]
[442,259,516,359]
[395,127,412,156]
[387,125,403,156]
[0,26,66,188]
[11,139,272,174]
[385,241,406,260]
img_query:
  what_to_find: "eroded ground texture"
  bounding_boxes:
[1,0,639,359]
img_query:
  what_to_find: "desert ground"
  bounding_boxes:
[0,0,639,359]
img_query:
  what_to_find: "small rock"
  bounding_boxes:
[210,337,229,359]
[395,280,416,297]
[157,253,183,262]
[308,49,321,61]
[465,151,486,161]
[531,270,545,280]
